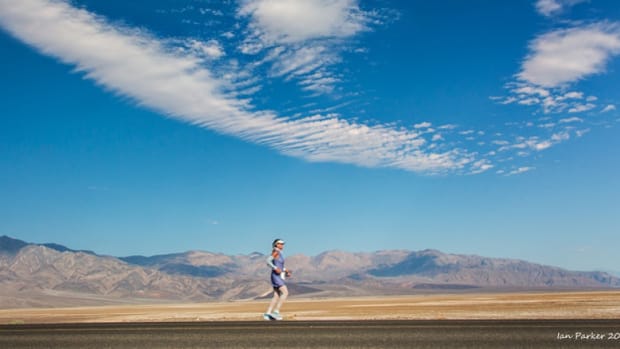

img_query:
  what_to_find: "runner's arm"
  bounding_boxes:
[267,250,281,273]
[266,255,277,269]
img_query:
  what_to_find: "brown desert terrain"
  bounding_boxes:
[1,291,619,324]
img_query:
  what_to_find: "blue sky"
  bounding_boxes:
[0,0,619,271]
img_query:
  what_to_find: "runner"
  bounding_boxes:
[263,238,291,320]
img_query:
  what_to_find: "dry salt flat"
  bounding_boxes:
[1,291,619,324]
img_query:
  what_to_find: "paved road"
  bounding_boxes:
[2,320,620,348]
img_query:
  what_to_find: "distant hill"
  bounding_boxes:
[0,235,28,255]
[366,249,618,288]
[1,235,618,308]
[0,235,95,256]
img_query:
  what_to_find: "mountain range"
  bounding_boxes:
[1,235,618,308]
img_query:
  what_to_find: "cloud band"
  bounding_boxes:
[0,0,481,174]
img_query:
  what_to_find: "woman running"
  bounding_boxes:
[264,238,291,320]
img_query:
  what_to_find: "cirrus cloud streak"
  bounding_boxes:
[0,0,481,174]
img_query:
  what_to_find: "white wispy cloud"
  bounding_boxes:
[558,91,583,100]
[602,104,616,113]
[504,167,535,176]
[238,0,368,44]
[438,124,458,130]
[535,0,588,17]
[575,128,590,137]
[414,122,432,129]
[469,160,494,175]
[559,116,583,123]
[186,39,225,59]
[496,22,620,116]
[264,45,343,93]
[497,82,593,114]
[0,0,479,174]
[518,22,620,88]
[236,0,376,95]
[568,103,596,113]
[495,131,572,155]
[514,85,550,97]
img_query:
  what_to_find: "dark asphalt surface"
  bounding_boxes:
[1,320,620,349]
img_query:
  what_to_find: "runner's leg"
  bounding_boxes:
[274,285,288,313]
[266,287,281,314]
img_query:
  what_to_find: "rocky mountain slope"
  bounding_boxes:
[1,235,618,308]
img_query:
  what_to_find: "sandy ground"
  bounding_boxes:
[1,291,619,324]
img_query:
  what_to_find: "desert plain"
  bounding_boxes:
[1,290,619,324]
